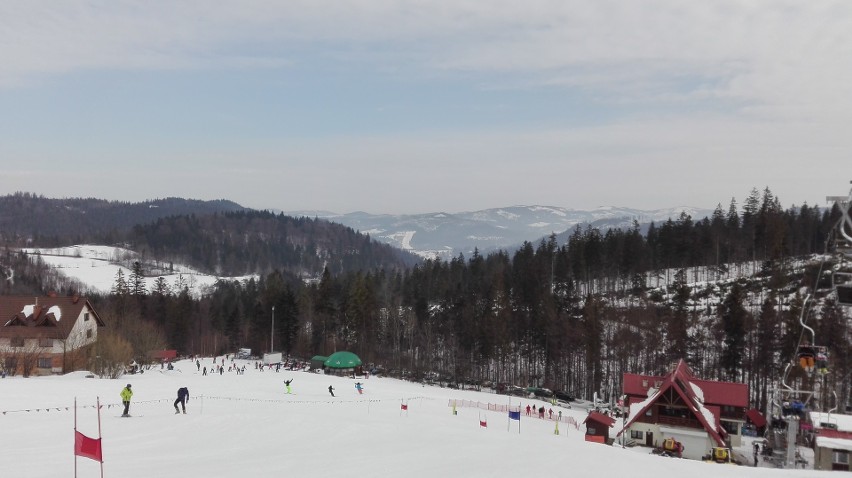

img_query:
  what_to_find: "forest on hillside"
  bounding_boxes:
[0,193,246,243]
[1,188,849,413]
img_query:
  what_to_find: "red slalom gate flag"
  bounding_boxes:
[74,431,103,463]
[401,404,408,411]
[480,420,487,428]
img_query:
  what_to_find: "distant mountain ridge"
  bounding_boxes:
[0,194,415,281]
[0,193,246,242]
[282,205,716,259]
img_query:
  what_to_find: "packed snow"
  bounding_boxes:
[0,359,827,478]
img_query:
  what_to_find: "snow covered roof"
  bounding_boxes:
[0,295,104,339]
[815,436,852,452]
[810,412,852,433]
[618,360,732,446]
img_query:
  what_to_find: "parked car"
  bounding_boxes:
[508,386,528,397]
[531,387,554,398]
[554,390,575,402]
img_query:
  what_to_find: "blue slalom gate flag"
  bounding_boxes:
[508,410,521,421]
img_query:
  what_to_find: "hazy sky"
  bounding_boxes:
[1,1,850,214]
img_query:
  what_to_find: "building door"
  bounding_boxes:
[645,432,654,447]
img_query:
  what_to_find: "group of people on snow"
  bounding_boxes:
[119,384,189,417]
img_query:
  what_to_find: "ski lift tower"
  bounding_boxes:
[827,182,852,304]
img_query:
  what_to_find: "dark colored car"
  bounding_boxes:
[531,388,554,398]
[554,390,575,402]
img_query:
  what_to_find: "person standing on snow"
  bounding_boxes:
[284,379,293,394]
[120,384,133,417]
[328,385,335,397]
[174,387,190,414]
[355,382,363,394]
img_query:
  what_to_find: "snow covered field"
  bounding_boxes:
[20,246,255,296]
[0,359,827,478]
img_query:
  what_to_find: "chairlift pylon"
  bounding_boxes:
[828,182,852,305]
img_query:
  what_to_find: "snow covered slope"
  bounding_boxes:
[21,245,255,296]
[1,358,823,478]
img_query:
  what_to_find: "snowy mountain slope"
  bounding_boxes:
[21,245,256,296]
[1,358,822,478]
[284,205,714,259]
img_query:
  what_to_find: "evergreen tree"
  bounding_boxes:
[719,282,749,381]
[111,269,129,296]
[666,269,691,363]
[754,296,779,411]
[129,261,147,296]
[152,276,171,296]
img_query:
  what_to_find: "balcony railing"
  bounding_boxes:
[656,415,703,429]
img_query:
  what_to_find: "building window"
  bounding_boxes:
[834,450,849,466]
[84,313,90,321]
[5,357,17,371]
[38,358,52,369]
[87,329,93,338]
[587,427,596,435]
[721,420,740,435]
[631,430,644,439]
[645,409,653,416]
[39,338,53,348]
[11,337,24,347]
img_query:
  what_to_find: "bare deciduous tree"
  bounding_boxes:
[88,331,133,379]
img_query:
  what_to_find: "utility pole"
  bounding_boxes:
[270,305,275,354]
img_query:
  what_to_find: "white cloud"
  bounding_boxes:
[2,1,851,214]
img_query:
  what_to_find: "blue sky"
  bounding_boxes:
[1,1,850,214]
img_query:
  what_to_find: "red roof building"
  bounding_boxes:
[584,410,617,444]
[0,295,105,376]
[618,360,749,460]
[810,412,852,471]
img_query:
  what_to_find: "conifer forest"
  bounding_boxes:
[1,188,849,412]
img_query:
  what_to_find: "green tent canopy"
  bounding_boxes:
[310,355,329,370]
[324,351,362,369]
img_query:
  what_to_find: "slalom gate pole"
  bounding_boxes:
[74,397,78,478]
[97,397,104,478]
[507,397,510,432]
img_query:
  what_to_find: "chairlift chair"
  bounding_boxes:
[796,344,816,373]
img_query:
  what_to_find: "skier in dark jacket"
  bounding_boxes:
[328,385,335,397]
[174,387,190,414]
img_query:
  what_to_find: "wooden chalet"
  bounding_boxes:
[584,410,616,444]
[617,360,748,460]
[0,295,105,376]
[810,412,852,471]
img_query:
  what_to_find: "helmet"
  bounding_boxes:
[126,384,132,388]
